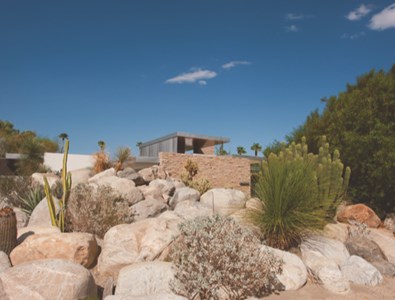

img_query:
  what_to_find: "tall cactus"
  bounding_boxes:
[43,139,72,232]
[0,207,17,255]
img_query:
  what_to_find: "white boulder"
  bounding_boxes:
[200,188,246,216]
[169,187,200,209]
[340,255,383,286]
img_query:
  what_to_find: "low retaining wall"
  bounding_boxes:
[159,152,251,196]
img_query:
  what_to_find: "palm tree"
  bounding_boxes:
[58,133,68,153]
[251,143,262,157]
[237,146,246,155]
[98,140,106,152]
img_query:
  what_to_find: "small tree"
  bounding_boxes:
[251,143,262,157]
[237,146,246,155]
[98,140,106,152]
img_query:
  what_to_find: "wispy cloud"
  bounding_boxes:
[165,69,217,84]
[369,3,395,30]
[222,61,251,69]
[341,31,366,39]
[285,25,299,32]
[346,4,372,21]
[285,13,313,21]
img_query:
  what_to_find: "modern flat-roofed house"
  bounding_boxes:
[139,132,230,157]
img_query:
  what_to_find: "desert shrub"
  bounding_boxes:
[113,146,133,171]
[180,159,211,195]
[65,184,133,238]
[93,152,111,174]
[0,176,32,207]
[17,185,44,215]
[170,215,283,300]
[249,157,324,250]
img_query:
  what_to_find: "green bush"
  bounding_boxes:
[180,159,211,195]
[170,215,283,300]
[65,184,133,238]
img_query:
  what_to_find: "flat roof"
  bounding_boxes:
[140,132,230,147]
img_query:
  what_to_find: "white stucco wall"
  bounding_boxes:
[44,152,94,172]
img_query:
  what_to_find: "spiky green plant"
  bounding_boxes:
[18,185,44,215]
[114,146,132,171]
[43,139,72,232]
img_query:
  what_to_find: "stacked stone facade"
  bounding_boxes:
[159,152,251,196]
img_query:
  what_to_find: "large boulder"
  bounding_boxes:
[301,236,350,266]
[70,168,92,185]
[106,294,187,300]
[344,235,395,276]
[93,176,144,206]
[368,228,395,265]
[301,245,350,294]
[0,259,97,299]
[322,223,350,243]
[337,204,381,228]
[12,207,29,229]
[17,225,61,244]
[114,262,176,297]
[149,179,176,197]
[118,167,146,186]
[265,246,307,290]
[28,197,59,227]
[88,168,116,183]
[173,199,213,220]
[10,232,98,268]
[130,197,168,221]
[169,187,200,209]
[97,218,180,279]
[340,255,383,286]
[31,172,59,187]
[200,188,246,216]
[0,251,10,273]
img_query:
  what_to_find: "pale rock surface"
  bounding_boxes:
[12,207,28,229]
[157,211,182,221]
[301,235,350,266]
[28,197,59,227]
[383,213,395,233]
[105,294,187,300]
[337,203,381,228]
[264,246,307,290]
[169,187,200,209]
[0,251,10,273]
[0,259,97,299]
[174,199,213,219]
[323,223,350,243]
[200,188,246,216]
[31,172,59,187]
[368,228,395,265]
[115,262,175,297]
[118,167,146,186]
[97,218,180,278]
[88,168,116,183]
[17,225,61,244]
[140,185,164,200]
[301,245,350,294]
[340,255,383,286]
[70,167,92,185]
[149,179,175,196]
[130,197,168,221]
[10,232,98,268]
[138,167,156,183]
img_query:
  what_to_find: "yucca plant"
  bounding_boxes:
[249,156,325,250]
[43,139,72,232]
[114,146,132,171]
[18,185,44,215]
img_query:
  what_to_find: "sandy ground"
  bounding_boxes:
[265,277,395,300]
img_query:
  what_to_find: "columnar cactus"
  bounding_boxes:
[43,138,72,232]
[0,207,17,255]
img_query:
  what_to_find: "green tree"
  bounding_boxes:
[273,64,395,215]
[237,146,246,155]
[250,143,262,157]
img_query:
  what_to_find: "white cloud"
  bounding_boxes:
[346,4,371,21]
[341,31,366,39]
[285,13,305,20]
[285,25,299,32]
[165,69,217,84]
[198,80,207,86]
[369,3,395,30]
[222,61,251,69]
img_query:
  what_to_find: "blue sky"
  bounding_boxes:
[1,1,395,156]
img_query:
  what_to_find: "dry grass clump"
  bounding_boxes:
[65,184,133,238]
[170,215,283,300]
[93,152,111,174]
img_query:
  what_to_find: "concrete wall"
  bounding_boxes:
[159,152,251,196]
[44,153,94,172]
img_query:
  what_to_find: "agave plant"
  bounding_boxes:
[18,186,45,215]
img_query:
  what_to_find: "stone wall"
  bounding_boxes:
[159,152,251,196]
